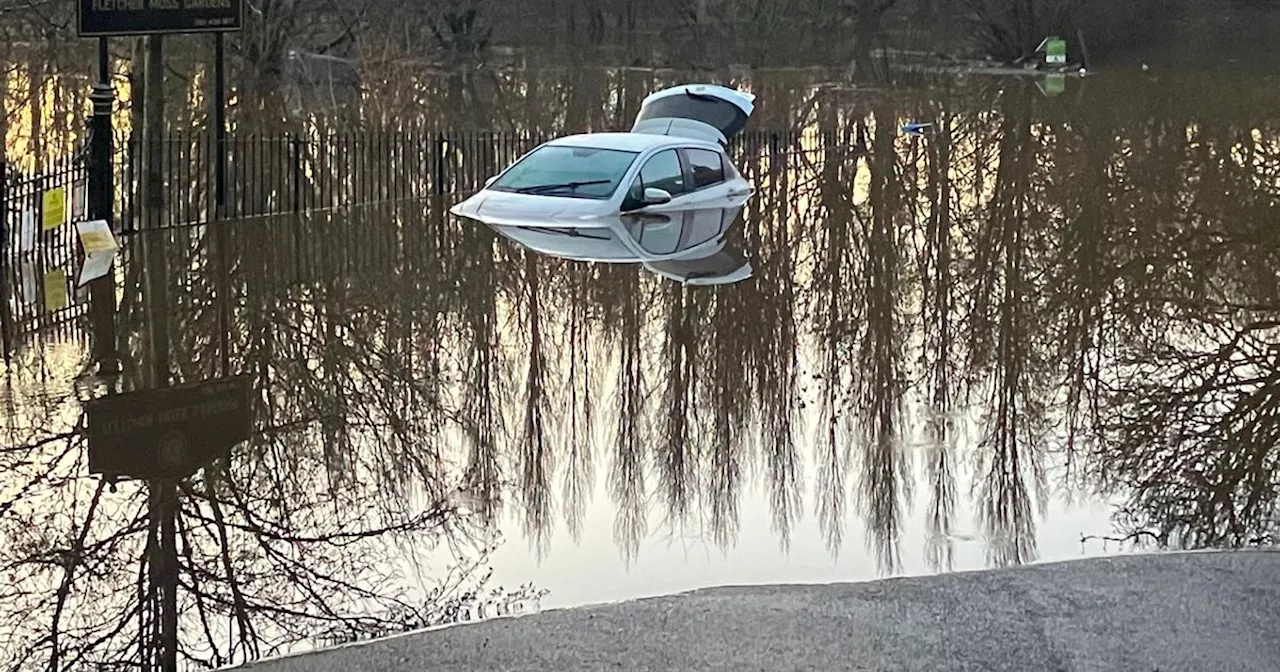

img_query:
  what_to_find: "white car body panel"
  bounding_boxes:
[631,118,727,145]
[638,84,756,119]
[544,132,676,153]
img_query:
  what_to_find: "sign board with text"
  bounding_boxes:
[86,375,253,480]
[78,0,243,37]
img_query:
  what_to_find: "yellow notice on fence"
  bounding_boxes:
[42,187,66,230]
[43,269,68,312]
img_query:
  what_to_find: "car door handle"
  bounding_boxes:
[727,189,751,197]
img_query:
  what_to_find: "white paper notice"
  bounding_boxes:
[78,254,115,287]
[75,219,120,287]
[20,261,36,304]
[19,208,35,254]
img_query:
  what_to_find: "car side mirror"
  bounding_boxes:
[643,187,672,206]
[484,175,498,188]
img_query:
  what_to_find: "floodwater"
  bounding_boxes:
[2,60,1279,668]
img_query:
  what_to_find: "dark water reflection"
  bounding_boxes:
[3,70,1280,667]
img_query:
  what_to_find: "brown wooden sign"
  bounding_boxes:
[86,374,253,480]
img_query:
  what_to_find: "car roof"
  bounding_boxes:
[545,132,719,153]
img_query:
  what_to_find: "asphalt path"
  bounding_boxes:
[236,550,1280,671]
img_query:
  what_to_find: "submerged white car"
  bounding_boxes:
[449,83,757,229]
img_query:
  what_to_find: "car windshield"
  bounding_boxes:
[490,145,639,199]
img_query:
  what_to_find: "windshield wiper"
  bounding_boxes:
[514,179,611,194]
[515,226,610,240]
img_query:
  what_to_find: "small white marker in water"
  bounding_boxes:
[1142,63,1150,72]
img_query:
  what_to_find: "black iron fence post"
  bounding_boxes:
[213,34,227,210]
[0,155,12,360]
[434,132,446,195]
[291,137,304,285]
[291,137,302,213]
[88,37,120,374]
[212,33,231,376]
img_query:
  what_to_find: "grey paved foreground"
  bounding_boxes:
[239,550,1280,671]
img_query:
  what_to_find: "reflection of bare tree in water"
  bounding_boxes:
[1043,94,1117,480]
[516,252,557,556]
[1087,106,1280,548]
[561,267,599,542]
[1100,317,1280,549]
[743,132,804,551]
[658,283,699,530]
[457,217,507,525]
[853,105,911,572]
[704,280,750,551]
[810,110,864,559]
[608,267,650,563]
[964,89,1048,567]
[649,279,751,550]
[919,110,960,571]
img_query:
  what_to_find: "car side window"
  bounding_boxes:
[639,150,686,196]
[685,149,726,189]
[623,149,687,210]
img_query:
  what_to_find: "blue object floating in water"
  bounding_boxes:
[900,122,934,137]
